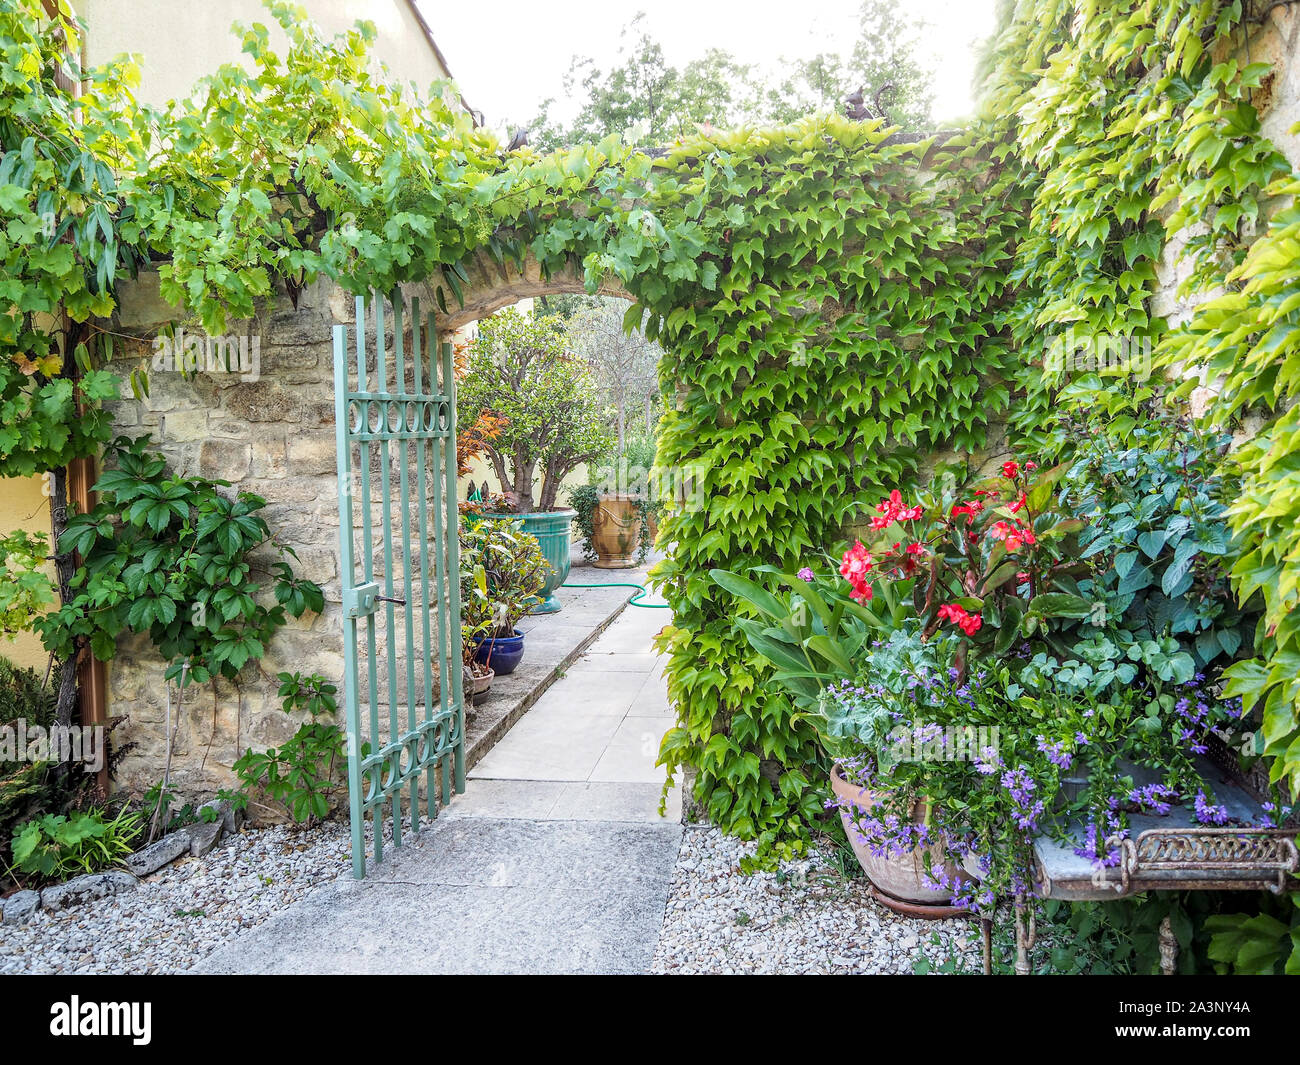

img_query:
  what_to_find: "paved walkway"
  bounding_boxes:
[193,576,682,974]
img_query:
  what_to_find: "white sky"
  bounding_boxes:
[419,0,999,133]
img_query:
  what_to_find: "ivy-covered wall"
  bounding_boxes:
[983,0,1300,794]
[44,0,1300,827]
[620,124,1029,847]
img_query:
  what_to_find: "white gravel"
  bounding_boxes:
[651,824,983,974]
[0,821,358,975]
[4,818,984,975]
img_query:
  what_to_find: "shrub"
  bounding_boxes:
[459,517,550,647]
[0,655,56,734]
[232,672,344,826]
[7,807,142,885]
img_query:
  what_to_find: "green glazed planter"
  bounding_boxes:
[498,508,575,614]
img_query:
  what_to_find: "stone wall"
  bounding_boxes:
[104,274,442,799]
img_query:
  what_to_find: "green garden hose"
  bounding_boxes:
[562,580,672,609]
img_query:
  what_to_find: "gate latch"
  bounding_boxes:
[344,582,380,618]
[345,581,407,618]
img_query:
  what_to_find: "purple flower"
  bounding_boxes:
[974,745,1003,775]
[1129,783,1176,816]
[1073,819,1128,870]
[1194,790,1229,826]
[1001,765,1045,831]
[1035,735,1073,770]
[797,567,814,582]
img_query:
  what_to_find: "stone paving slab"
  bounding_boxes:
[443,779,681,823]
[188,562,683,975]
[463,583,631,771]
[192,817,682,975]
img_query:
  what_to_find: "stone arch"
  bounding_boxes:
[439,246,632,332]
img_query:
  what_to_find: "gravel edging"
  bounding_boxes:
[0,822,357,975]
[651,825,983,974]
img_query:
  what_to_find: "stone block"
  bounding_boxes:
[40,870,137,910]
[287,434,337,475]
[225,381,304,423]
[123,831,191,877]
[268,306,332,346]
[143,373,201,413]
[199,440,252,481]
[117,272,181,329]
[182,818,224,857]
[198,798,246,836]
[252,437,288,479]
[207,411,253,440]
[260,345,323,373]
[0,889,40,924]
[162,409,211,442]
[303,401,336,427]
[292,547,338,584]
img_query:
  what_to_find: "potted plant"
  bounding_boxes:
[710,565,971,906]
[569,482,659,568]
[459,516,551,677]
[457,308,614,612]
[711,461,1093,907]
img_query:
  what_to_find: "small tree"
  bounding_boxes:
[565,299,660,458]
[458,308,613,513]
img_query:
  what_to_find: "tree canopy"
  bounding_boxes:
[525,2,934,151]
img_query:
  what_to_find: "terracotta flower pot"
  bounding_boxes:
[590,495,643,569]
[465,663,494,699]
[829,763,968,905]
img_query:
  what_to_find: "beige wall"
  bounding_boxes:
[72,0,453,107]
[0,476,53,672]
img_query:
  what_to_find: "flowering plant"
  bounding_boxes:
[840,461,1089,672]
[824,640,1078,911]
[709,562,916,714]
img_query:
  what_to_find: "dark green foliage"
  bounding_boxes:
[232,672,344,826]
[1059,414,1260,672]
[34,435,324,687]
[0,656,55,733]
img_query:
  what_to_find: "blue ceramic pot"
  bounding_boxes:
[473,630,525,675]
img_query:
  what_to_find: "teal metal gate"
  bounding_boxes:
[333,291,465,879]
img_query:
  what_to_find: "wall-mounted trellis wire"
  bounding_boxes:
[333,290,465,879]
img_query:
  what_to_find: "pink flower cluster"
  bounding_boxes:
[839,541,874,602]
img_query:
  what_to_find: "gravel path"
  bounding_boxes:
[651,825,982,974]
[3,818,982,974]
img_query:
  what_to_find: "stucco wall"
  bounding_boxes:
[72,0,452,107]
[0,476,53,672]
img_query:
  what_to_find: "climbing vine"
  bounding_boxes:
[8,0,1300,837]
[979,0,1300,794]
[34,436,324,687]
